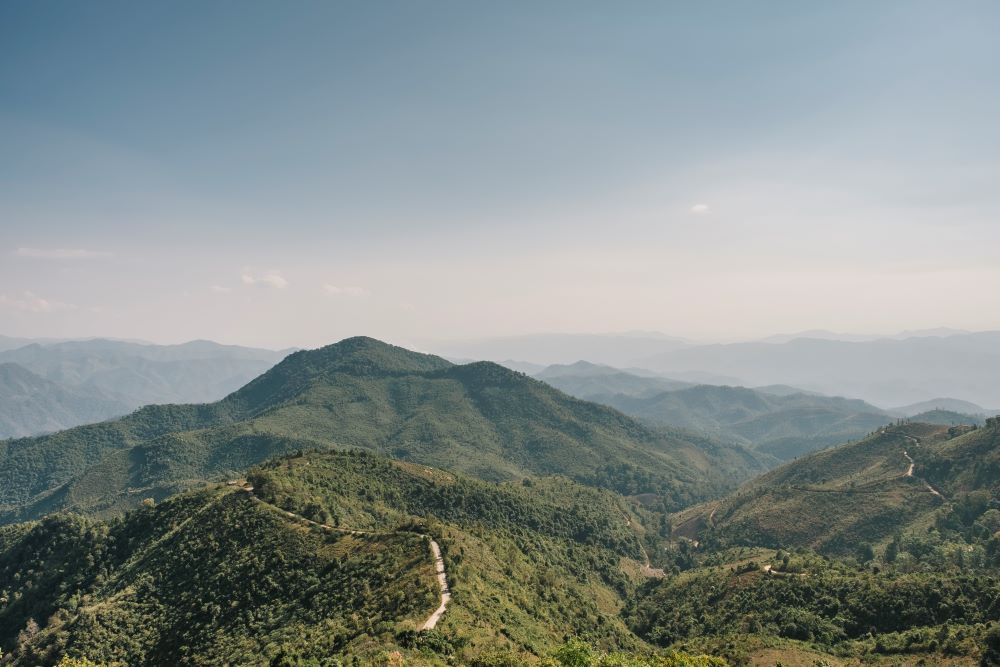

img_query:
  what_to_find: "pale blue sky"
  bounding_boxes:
[2,1,999,348]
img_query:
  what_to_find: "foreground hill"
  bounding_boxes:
[536,364,891,461]
[672,420,999,556]
[0,363,128,439]
[0,337,767,524]
[627,546,999,666]
[0,450,690,665]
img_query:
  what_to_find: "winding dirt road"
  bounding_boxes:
[242,485,451,631]
[899,437,945,498]
[419,538,451,630]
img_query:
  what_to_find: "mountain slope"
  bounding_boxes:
[0,486,442,666]
[0,363,129,439]
[672,420,1000,555]
[0,337,767,524]
[1,450,670,665]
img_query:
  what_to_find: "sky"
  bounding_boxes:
[2,0,1000,349]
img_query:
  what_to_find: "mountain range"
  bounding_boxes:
[430,330,1000,409]
[640,331,1000,408]
[533,362,893,460]
[0,339,288,438]
[0,337,767,525]
[1,335,998,666]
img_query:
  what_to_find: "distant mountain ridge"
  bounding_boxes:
[427,332,690,367]
[536,361,695,399]
[0,338,289,437]
[891,397,991,416]
[0,363,129,439]
[534,363,892,460]
[0,337,767,525]
[640,331,1000,408]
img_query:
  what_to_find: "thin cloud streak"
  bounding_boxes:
[241,271,289,289]
[15,247,113,259]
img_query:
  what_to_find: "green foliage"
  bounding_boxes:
[0,488,438,665]
[55,657,106,667]
[627,555,1000,661]
[0,449,683,665]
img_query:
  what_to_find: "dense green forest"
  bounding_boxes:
[628,548,1000,665]
[2,449,706,665]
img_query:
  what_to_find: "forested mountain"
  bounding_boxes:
[671,420,1000,556]
[0,337,767,525]
[0,364,128,439]
[535,364,891,461]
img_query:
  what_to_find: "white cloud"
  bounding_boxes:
[690,204,710,214]
[16,247,112,259]
[210,285,233,294]
[323,284,370,297]
[0,291,76,313]
[241,271,289,289]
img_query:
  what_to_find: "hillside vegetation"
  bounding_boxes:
[0,449,711,665]
[628,547,999,666]
[672,420,1000,558]
[0,338,766,525]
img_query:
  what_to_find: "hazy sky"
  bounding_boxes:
[3,1,1000,349]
